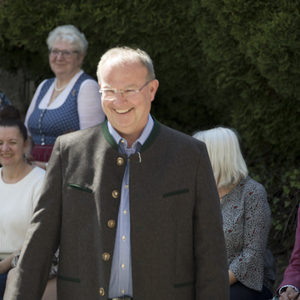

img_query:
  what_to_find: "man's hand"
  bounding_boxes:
[280,287,300,300]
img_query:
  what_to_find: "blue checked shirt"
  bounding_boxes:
[108,115,154,298]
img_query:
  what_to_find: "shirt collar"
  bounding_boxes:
[107,114,154,148]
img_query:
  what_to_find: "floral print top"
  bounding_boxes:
[221,176,276,292]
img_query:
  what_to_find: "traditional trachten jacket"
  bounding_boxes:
[11,119,229,300]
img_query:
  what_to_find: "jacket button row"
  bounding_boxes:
[108,220,115,228]
[102,252,110,261]
[117,157,124,166]
[99,287,105,296]
[112,190,119,198]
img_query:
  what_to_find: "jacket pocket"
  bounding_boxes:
[67,183,93,194]
[57,275,80,283]
[163,189,189,198]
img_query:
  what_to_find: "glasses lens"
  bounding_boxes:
[50,50,74,58]
[62,51,72,58]
[123,90,138,99]
[101,89,140,100]
[101,90,116,100]
[50,50,59,56]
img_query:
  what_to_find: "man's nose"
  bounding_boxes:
[114,91,125,105]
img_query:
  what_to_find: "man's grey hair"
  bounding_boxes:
[193,127,248,189]
[97,47,155,84]
[47,25,88,56]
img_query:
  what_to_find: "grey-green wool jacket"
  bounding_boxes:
[11,118,229,300]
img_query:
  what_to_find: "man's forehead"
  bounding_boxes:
[100,60,147,82]
[102,56,144,70]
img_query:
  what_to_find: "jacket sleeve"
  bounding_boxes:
[11,137,63,300]
[228,184,271,291]
[194,145,230,299]
[277,207,300,295]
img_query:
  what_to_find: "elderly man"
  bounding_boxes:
[11,47,229,300]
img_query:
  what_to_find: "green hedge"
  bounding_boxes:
[0,0,299,248]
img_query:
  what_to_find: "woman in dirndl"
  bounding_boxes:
[25,25,105,169]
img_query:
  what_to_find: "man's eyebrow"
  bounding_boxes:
[102,84,138,89]
[124,84,138,89]
[101,85,113,89]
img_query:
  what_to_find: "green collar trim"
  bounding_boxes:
[140,117,161,152]
[102,119,118,151]
[102,117,161,152]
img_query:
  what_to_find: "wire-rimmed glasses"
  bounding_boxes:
[49,49,78,59]
[100,81,152,100]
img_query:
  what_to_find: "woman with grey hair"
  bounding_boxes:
[25,25,105,170]
[193,127,275,300]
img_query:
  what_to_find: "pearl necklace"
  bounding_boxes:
[54,81,68,92]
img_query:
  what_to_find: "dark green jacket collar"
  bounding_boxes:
[102,117,161,152]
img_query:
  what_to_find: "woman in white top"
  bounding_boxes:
[0,106,48,299]
[25,25,105,170]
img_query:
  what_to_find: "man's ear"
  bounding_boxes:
[149,79,159,102]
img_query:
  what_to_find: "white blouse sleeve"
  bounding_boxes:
[31,169,46,210]
[24,80,47,137]
[77,79,106,129]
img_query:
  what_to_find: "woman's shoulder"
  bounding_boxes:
[244,176,267,195]
[241,176,269,209]
[36,78,52,89]
[28,165,46,181]
[79,73,98,87]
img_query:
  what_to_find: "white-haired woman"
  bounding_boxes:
[25,25,105,169]
[193,127,275,300]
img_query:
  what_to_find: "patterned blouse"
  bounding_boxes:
[221,176,276,292]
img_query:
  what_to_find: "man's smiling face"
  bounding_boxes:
[100,60,158,146]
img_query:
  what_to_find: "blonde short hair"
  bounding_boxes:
[193,127,248,188]
[47,25,88,56]
[96,46,155,84]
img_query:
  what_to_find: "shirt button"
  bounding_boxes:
[108,220,116,228]
[117,157,124,166]
[112,190,119,198]
[102,252,110,261]
[122,235,126,241]
[124,210,128,215]
[122,289,125,294]
[121,264,125,269]
[121,139,125,143]
[125,185,129,189]
[99,287,105,296]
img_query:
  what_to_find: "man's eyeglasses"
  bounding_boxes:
[100,81,152,100]
[49,49,78,59]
